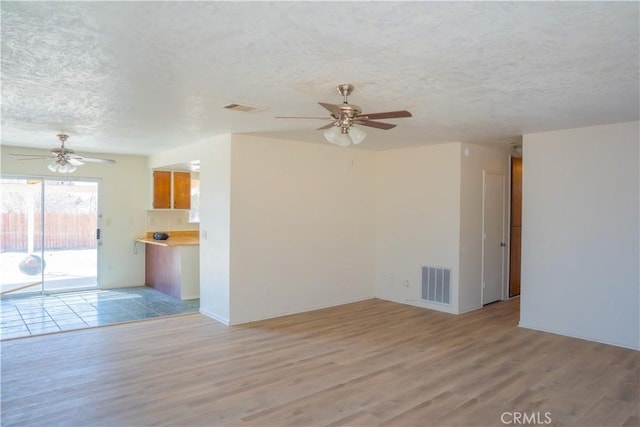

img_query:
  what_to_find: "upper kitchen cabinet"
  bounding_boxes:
[153,171,191,210]
[153,171,171,209]
[172,172,191,210]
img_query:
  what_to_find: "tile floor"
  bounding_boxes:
[0,287,199,340]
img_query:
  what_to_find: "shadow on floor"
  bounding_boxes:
[0,287,199,340]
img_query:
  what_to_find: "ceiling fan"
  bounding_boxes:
[10,134,116,173]
[277,84,412,146]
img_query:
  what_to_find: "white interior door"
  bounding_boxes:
[482,171,505,305]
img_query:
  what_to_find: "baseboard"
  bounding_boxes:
[227,295,375,325]
[100,283,146,289]
[199,307,230,326]
[457,304,482,315]
[518,322,640,351]
[376,295,459,315]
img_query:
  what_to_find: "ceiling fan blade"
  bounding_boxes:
[10,153,52,158]
[68,158,84,166]
[316,123,336,130]
[77,156,116,164]
[318,102,341,116]
[357,110,412,120]
[275,116,332,120]
[14,157,52,161]
[355,120,397,130]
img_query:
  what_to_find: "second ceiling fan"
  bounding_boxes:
[277,84,412,146]
[10,134,116,173]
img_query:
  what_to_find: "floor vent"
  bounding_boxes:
[422,266,451,305]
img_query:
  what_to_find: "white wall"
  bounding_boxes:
[1,145,148,288]
[145,209,198,232]
[148,143,203,170]
[151,134,374,324]
[374,143,462,313]
[159,136,234,324]
[458,143,510,313]
[520,121,639,350]
[227,135,376,324]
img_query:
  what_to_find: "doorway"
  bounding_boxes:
[482,171,505,305]
[0,176,101,295]
[509,157,522,297]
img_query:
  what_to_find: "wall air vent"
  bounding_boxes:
[223,103,261,113]
[421,266,451,306]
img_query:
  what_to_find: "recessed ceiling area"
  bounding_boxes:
[1,1,638,155]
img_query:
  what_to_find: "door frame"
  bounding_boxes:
[1,173,104,294]
[507,155,522,298]
[480,170,506,305]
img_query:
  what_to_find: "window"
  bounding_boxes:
[189,176,199,223]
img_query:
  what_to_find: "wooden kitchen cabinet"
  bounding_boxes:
[153,171,171,209]
[173,172,191,209]
[153,171,191,210]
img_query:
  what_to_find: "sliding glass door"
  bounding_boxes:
[0,176,101,295]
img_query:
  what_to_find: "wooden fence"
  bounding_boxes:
[1,213,97,251]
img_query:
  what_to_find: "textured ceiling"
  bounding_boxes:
[1,1,638,155]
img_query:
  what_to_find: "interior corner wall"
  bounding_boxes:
[374,143,462,314]
[227,135,376,324]
[0,145,148,288]
[148,136,232,323]
[193,136,232,324]
[458,143,510,313]
[520,121,640,350]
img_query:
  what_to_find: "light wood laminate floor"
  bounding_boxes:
[1,298,638,426]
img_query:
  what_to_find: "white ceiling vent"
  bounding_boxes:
[223,103,261,113]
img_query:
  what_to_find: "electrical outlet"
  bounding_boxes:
[263,286,270,296]
[404,280,410,288]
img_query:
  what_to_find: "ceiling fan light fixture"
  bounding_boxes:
[323,126,340,144]
[62,163,77,173]
[324,126,350,147]
[48,159,76,173]
[349,125,366,145]
[323,124,366,147]
[335,133,353,147]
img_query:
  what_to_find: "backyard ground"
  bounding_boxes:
[0,249,97,294]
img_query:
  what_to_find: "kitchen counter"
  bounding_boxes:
[135,230,200,300]
[135,230,199,247]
